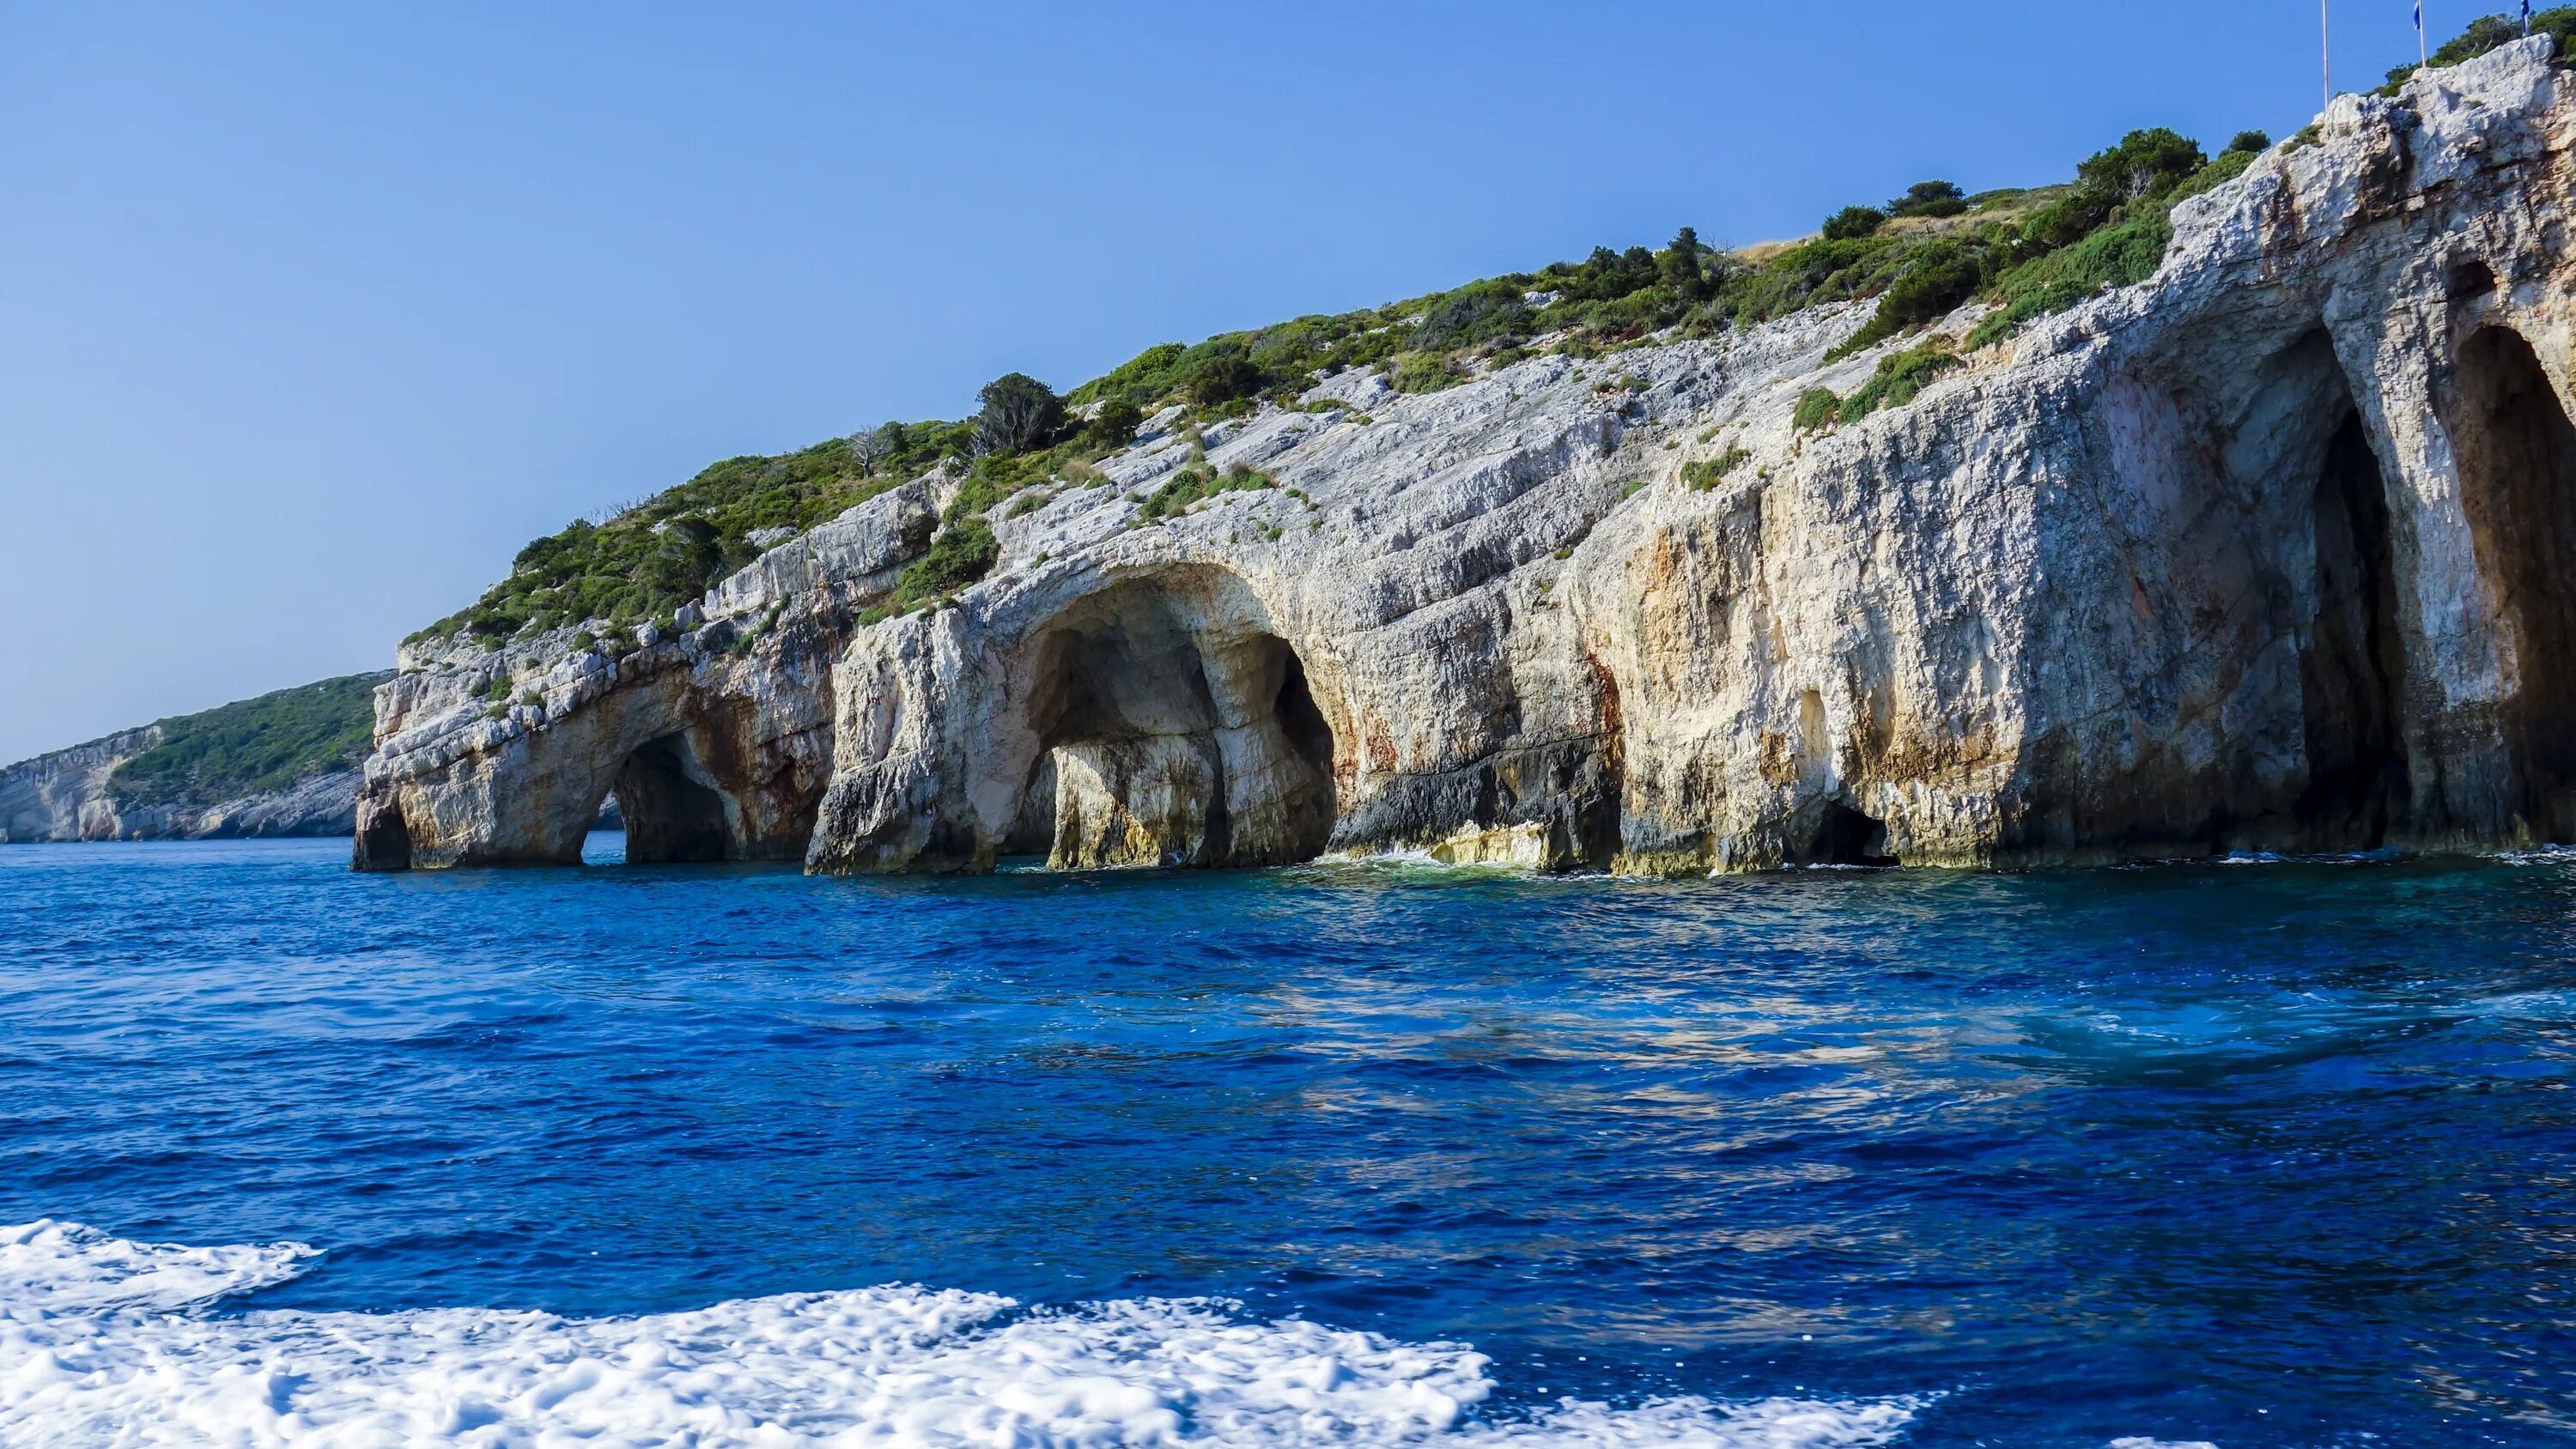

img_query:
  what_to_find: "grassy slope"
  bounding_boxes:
[414,12,2566,648]
[105,673,392,811]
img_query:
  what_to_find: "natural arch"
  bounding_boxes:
[1012,574,1336,869]
[2451,324,2576,838]
[613,733,732,864]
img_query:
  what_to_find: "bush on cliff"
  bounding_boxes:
[896,517,999,604]
[1838,342,1965,421]
[973,373,1066,457]
[1826,239,1989,360]
[1822,205,1886,241]
[1888,180,1967,219]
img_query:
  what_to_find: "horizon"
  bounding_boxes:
[0,0,2489,763]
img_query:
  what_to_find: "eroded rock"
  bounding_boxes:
[360,42,2576,874]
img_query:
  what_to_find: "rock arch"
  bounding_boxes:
[1003,569,1337,869]
[2445,324,2576,840]
[611,732,734,864]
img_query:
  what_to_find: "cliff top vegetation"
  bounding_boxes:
[410,12,2569,647]
[105,673,391,810]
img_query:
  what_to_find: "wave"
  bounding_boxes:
[0,1220,1923,1447]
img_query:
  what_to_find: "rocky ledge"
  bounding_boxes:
[358,44,2576,874]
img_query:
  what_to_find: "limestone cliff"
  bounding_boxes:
[357,43,2576,874]
[3,672,389,842]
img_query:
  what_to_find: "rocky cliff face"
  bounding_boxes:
[357,43,2576,875]
[5,672,389,843]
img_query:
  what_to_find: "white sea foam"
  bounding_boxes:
[0,1220,1923,1447]
[0,1219,318,1313]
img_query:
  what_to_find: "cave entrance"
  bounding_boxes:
[2296,409,2411,847]
[1012,577,1336,869]
[614,733,732,864]
[1792,802,1895,868]
[2451,324,2576,837]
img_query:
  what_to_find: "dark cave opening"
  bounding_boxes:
[355,799,410,872]
[2452,324,2576,836]
[2295,410,2411,847]
[614,733,732,864]
[1796,803,1896,868]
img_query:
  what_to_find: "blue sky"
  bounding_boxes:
[0,0,2470,761]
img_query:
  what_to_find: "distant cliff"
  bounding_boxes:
[1,673,388,842]
[358,39,2576,874]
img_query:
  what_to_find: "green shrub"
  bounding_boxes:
[1822,205,1886,241]
[1827,239,1988,359]
[1793,388,1842,432]
[2014,188,2116,252]
[2165,148,2257,207]
[1393,352,1463,393]
[1187,352,1261,407]
[895,516,999,603]
[1888,180,1966,218]
[106,672,388,811]
[1413,288,1529,350]
[2226,130,2271,154]
[2076,128,2206,201]
[1088,398,1144,449]
[1135,464,1277,523]
[1838,343,1965,421]
[973,373,1065,457]
[1657,226,1713,300]
[1680,447,1753,488]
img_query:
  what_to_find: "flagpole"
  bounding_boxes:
[2322,0,2332,112]
[2419,2,2427,64]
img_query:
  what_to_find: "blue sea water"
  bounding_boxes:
[2,835,2573,1445]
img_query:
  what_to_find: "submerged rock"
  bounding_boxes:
[360,44,2576,873]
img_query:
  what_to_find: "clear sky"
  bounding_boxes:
[0,0,2470,762]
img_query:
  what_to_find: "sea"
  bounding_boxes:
[1,834,2570,1446]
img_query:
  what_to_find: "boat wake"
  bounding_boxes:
[0,1219,1923,1446]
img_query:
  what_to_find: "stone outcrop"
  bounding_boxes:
[353,485,933,870]
[358,43,2576,874]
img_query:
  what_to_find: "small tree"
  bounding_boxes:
[2075,128,2205,201]
[1186,354,1260,406]
[1658,226,1709,301]
[2225,130,2271,155]
[972,373,1064,457]
[1888,180,1966,218]
[850,421,905,472]
[1822,205,1886,241]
